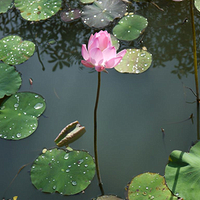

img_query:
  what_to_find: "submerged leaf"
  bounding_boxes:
[115,48,152,74]
[127,172,177,200]
[31,148,95,195]
[15,0,62,21]
[0,35,35,65]
[81,0,127,28]
[0,92,46,140]
[113,14,148,41]
[61,9,81,22]
[165,141,200,199]
[0,63,22,98]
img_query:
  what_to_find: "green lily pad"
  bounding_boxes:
[0,92,46,140]
[132,0,150,2]
[0,63,22,99]
[60,9,81,22]
[127,172,177,200]
[95,195,123,200]
[165,141,200,199]
[81,0,127,28]
[111,34,120,51]
[79,0,95,4]
[195,0,200,12]
[113,14,148,41]
[115,48,152,74]
[15,0,62,21]
[0,35,35,65]
[0,0,13,14]
[31,148,95,195]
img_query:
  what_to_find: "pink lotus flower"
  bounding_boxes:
[81,30,127,72]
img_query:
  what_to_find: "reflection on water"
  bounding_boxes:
[0,1,197,78]
[0,1,198,200]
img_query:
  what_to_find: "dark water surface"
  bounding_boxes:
[0,1,199,199]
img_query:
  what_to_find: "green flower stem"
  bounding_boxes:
[94,72,104,195]
[190,0,199,101]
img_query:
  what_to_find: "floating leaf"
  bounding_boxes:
[195,0,200,12]
[96,195,123,200]
[0,35,35,65]
[165,141,200,199]
[0,63,22,99]
[0,0,13,14]
[115,48,152,74]
[81,0,127,28]
[54,121,86,147]
[31,148,95,195]
[127,172,177,200]
[110,34,120,51]
[132,0,150,2]
[0,92,46,140]
[61,9,81,22]
[79,0,95,4]
[113,14,148,41]
[15,0,62,21]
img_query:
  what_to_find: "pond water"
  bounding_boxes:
[0,0,199,199]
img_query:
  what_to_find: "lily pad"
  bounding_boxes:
[110,34,120,51]
[15,0,62,21]
[60,9,81,22]
[195,0,200,12]
[0,0,13,14]
[113,14,148,41]
[127,172,177,200]
[95,195,123,200]
[79,0,95,4]
[31,148,95,195]
[0,92,46,140]
[0,63,22,99]
[81,0,127,28]
[115,48,152,74]
[165,141,200,199]
[0,35,35,65]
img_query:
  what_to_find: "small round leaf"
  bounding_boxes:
[96,195,123,200]
[115,48,152,74]
[195,0,200,12]
[0,35,35,65]
[0,92,46,140]
[113,14,148,41]
[0,0,13,14]
[15,0,62,21]
[79,0,95,4]
[31,148,95,195]
[127,172,177,200]
[0,63,22,98]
